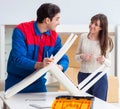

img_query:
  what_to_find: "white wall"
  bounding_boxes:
[0,0,120,26]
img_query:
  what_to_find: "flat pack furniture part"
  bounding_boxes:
[78,64,109,92]
[5,33,78,99]
[49,63,109,95]
[45,33,79,85]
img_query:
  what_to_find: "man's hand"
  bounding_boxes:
[43,58,54,67]
[34,58,54,70]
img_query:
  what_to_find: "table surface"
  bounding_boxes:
[0,91,119,109]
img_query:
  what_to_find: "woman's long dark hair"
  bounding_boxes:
[91,14,113,56]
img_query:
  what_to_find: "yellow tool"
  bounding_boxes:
[51,95,94,109]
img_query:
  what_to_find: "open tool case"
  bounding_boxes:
[52,95,94,109]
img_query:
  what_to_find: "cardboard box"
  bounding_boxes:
[59,34,80,90]
[107,76,119,103]
[0,80,5,91]
[60,34,80,68]
[59,67,79,91]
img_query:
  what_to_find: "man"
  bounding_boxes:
[5,3,69,93]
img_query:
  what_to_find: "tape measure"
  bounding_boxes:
[51,95,94,109]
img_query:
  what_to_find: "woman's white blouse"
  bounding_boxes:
[75,33,111,73]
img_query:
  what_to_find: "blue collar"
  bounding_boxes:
[34,21,50,36]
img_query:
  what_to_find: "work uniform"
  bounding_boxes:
[5,21,69,92]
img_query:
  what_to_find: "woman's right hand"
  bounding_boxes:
[80,54,93,61]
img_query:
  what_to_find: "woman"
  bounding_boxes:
[75,14,113,101]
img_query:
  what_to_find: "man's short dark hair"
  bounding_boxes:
[36,3,60,23]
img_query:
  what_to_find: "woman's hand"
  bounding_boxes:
[96,55,105,64]
[80,54,93,61]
